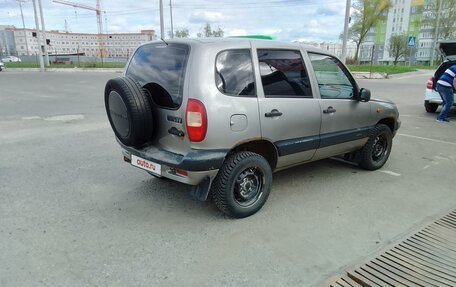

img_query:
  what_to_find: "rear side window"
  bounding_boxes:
[257,49,312,98]
[215,50,255,97]
[126,43,190,109]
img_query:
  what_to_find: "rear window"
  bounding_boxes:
[215,50,255,97]
[126,43,190,109]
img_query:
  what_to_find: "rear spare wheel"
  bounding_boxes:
[105,76,154,147]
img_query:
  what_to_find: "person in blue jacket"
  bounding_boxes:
[436,65,456,122]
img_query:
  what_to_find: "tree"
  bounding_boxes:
[388,33,408,65]
[169,28,190,38]
[348,0,393,63]
[197,23,224,38]
[422,0,456,41]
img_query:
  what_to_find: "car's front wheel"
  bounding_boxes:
[359,124,392,170]
[212,151,272,218]
[424,101,438,113]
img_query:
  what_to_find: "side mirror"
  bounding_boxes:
[359,88,371,102]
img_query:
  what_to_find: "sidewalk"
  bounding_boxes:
[352,69,433,80]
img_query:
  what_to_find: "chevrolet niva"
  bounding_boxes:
[105,38,400,218]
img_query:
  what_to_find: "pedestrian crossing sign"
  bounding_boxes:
[407,36,416,48]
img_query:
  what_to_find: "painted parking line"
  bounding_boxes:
[398,133,456,146]
[378,170,401,177]
[399,114,434,120]
[330,157,401,177]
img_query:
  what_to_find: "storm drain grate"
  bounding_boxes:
[323,210,456,287]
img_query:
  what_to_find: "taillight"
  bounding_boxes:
[427,77,434,90]
[186,99,207,142]
[175,168,188,177]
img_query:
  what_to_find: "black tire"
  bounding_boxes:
[424,101,438,113]
[359,124,393,170]
[104,76,153,147]
[212,151,272,218]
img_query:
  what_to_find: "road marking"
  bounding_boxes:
[400,114,434,120]
[22,114,84,122]
[398,133,456,146]
[378,170,401,177]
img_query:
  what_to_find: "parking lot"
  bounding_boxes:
[1,70,455,287]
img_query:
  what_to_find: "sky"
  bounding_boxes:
[0,0,348,43]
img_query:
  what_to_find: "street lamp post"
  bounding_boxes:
[430,0,443,66]
[169,0,174,38]
[18,0,30,56]
[341,0,352,64]
[32,0,44,71]
[37,0,50,66]
[159,0,165,39]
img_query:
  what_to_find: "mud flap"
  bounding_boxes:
[190,176,213,201]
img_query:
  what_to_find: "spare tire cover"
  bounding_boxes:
[104,76,154,147]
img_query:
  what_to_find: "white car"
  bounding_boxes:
[424,41,456,113]
[0,61,4,71]
[1,56,21,63]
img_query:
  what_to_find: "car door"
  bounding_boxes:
[307,52,371,160]
[252,45,321,169]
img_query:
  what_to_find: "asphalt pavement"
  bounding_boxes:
[0,70,455,287]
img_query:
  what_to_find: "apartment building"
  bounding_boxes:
[294,41,357,59]
[360,0,455,65]
[360,0,424,64]
[5,26,156,58]
[0,25,17,57]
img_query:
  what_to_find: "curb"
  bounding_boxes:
[386,69,432,79]
[352,69,433,80]
[3,68,124,73]
[352,72,388,79]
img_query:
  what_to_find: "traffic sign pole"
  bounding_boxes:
[407,36,416,66]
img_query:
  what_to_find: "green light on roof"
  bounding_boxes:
[230,35,276,40]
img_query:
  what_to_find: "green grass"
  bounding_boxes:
[347,65,438,74]
[3,62,126,69]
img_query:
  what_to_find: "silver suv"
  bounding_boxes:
[105,38,400,218]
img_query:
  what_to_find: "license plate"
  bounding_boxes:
[131,155,161,175]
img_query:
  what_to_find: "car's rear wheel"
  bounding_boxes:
[424,101,438,113]
[359,124,392,170]
[104,76,154,147]
[212,151,272,218]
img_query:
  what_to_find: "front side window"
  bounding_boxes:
[308,53,356,100]
[215,50,255,97]
[257,49,312,98]
[126,43,189,109]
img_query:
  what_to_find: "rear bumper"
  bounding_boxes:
[425,88,442,104]
[425,88,456,105]
[118,140,227,185]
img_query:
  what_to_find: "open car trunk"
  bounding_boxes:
[438,41,456,61]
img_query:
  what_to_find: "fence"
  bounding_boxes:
[2,54,128,68]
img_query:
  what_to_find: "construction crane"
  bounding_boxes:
[53,0,106,63]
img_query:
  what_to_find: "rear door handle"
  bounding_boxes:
[323,107,336,114]
[265,109,283,117]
